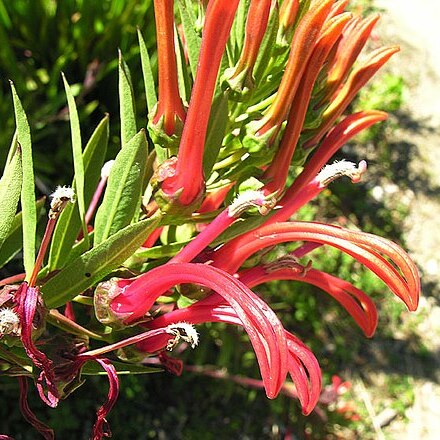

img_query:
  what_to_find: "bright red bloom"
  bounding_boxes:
[159,0,240,206]
[110,262,289,399]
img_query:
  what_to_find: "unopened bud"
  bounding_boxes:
[101,160,115,179]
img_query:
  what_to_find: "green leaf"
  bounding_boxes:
[43,215,161,308]
[0,199,46,269]
[0,144,22,248]
[94,130,148,246]
[203,92,229,176]
[82,360,161,376]
[62,73,89,245]
[119,50,137,146]
[178,0,201,79]
[10,82,36,278]
[137,28,157,114]
[48,115,109,270]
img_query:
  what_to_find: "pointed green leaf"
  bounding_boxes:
[48,115,109,270]
[43,216,161,308]
[137,28,157,114]
[119,50,137,146]
[10,82,36,278]
[62,73,88,245]
[178,0,201,79]
[94,130,148,246]
[0,199,45,269]
[0,145,22,248]
[203,92,230,176]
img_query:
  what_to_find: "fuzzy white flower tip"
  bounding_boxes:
[50,186,75,205]
[0,307,20,336]
[229,190,276,217]
[101,160,115,179]
[50,186,75,217]
[317,160,368,187]
[166,322,199,350]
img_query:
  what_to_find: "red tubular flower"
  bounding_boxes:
[170,191,272,264]
[250,0,334,137]
[227,0,272,90]
[215,111,384,265]
[318,13,380,106]
[197,183,235,213]
[142,296,321,414]
[16,283,59,408]
[152,0,186,135]
[212,221,420,311]
[110,263,288,399]
[328,0,349,19]
[279,0,300,32]
[159,0,240,206]
[18,377,54,440]
[304,45,399,148]
[239,265,378,337]
[280,110,387,204]
[263,11,352,193]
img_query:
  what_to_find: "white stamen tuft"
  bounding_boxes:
[229,190,276,218]
[101,160,115,179]
[166,322,199,350]
[0,307,20,336]
[49,186,75,218]
[317,160,368,187]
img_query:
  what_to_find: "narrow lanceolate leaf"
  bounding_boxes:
[48,115,109,270]
[178,0,201,79]
[10,82,36,278]
[42,216,161,308]
[94,130,148,246]
[0,145,22,248]
[0,198,46,268]
[119,50,137,146]
[137,28,157,114]
[62,73,88,245]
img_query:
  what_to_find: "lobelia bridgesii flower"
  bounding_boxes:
[263,10,353,193]
[150,0,186,138]
[155,0,240,209]
[238,257,378,337]
[224,0,272,93]
[317,13,380,106]
[135,291,321,414]
[1,0,423,436]
[245,0,334,148]
[304,44,400,148]
[108,262,289,400]
[211,220,420,311]
[279,0,300,33]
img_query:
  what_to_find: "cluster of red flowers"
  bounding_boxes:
[0,1,420,438]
